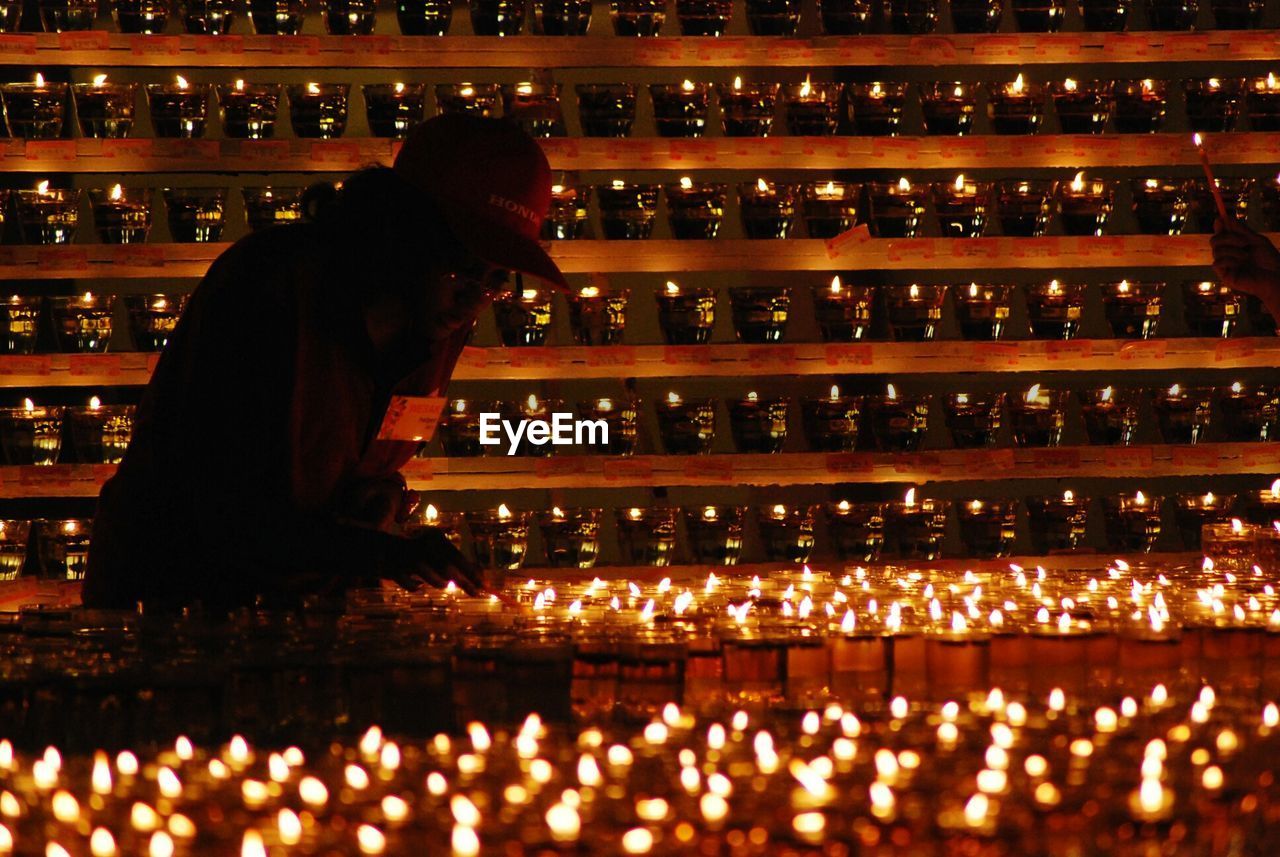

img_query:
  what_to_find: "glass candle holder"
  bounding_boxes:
[824,500,885,561]
[728,286,790,344]
[1110,78,1168,133]
[1079,0,1128,28]
[684,505,745,565]
[89,185,152,245]
[847,82,908,137]
[757,504,815,563]
[932,176,990,238]
[15,186,81,246]
[655,282,716,344]
[986,77,1046,134]
[0,296,41,356]
[72,79,137,139]
[609,0,666,34]
[885,284,946,341]
[664,179,726,240]
[1152,383,1213,444]
[717,80,778,137]
[817,0,871,31]
[920,82,977,135]
[616,507,677,566]
[738,180,796,240]
[146,79,209,138]
[38,0,97,30]
[1202,518,1256,569]
[1103,491,1163,552]
[216,81,281,140]
[1211,0,1261,25]
[577,396,637,455]
[1010,0,1064,28]
[533,0,592,32]
[539,508,601,569]
[181,0,241,34]
[1,80,68,140]
[1050,79,1114,134]
[888,0,939,31]
[1185,78,1244,133]
[649,82,709,138]
[812,278,874,342]
[466,507,531,571]
[1101,280,1162,338]
[1245,74,1280,130]
[596,181,659,240]
[124,294,187,352]
[543,184,591,240]
[1026,280,1086,339]
[566,285,628,345]
[994,179,1053,237]
[1056,173,1114,236]
[435,83,500,117]
[728,392,789,453]
[1130,178,1189,234]
[1145,0,1197,28]
[801,385,861,451]
[956,498,1018,557]
[800,181,859,239]
[0,403,64,466]
[322,0,376,32]
[362,83,426,139]
[953,283,1013,340]
[163,187,226,243]
[1188,178,1251,233]
[885,490,947,559]
[249,0,302,31]
[951,0,1002,29]
[1078,386,1139,445]
[1244,481,1280,525]
[1026,491,1089,552]
[50,293,113,353]
[1174,491,1234,549]
[1008,384,1068,447]
[438,398,501,457]
[865,385,930,452]
[396,0,451,33]
[943,391,1005,448]
[0,0,17,30]
[782,81,842,136]
[403,503,464,549]
[1218,381,1278,442]
[34,519,91,580]
[866,179,926,238]
[502,82,563,138]
[114,0,170,31]
[492,286,553,347]
[470,0,525,33]
[575,84,636,137]
[0,521,29,579]
[745,0,799,32]
[242,187,303,232]
[655,393,717,454]
[507,395,563,457]
[675,0,732,33]
[286,83,349,139]
[1183,280,1241,338]
[65,401,134,465]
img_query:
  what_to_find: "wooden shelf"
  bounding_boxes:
[0,235,1243,279]
[9,444,1277,496]
[11,339,1277,387]
[8,134,1280,174]
[1,31,1277,68]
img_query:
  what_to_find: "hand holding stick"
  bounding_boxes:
[1193,132,1232,223]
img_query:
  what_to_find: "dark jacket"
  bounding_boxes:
[83,223,469,610]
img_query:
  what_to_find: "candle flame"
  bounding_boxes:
[800,75,811,98]
[1101,386,1113,401]
[22,398,34,413]
[1271,477,1280,497]
[1025,383,1041,403]
[36,180,50,195]
[175,75,189,90]
[109,184,123,201]
[886,383,897,400]
[89,396,101,410]
[1268,72,1278,90]
[904,487,916,506]
[665,280,680,295]
[829,384,840,400]
[234,79,244,91]
[1071,171,1085,192]
[897,177,911,192]
[830,275,842,294]
[93,74,108,86]
[679,176,693,190]
[1232,518,1244,533]
[1011,74,1024,95]
[733,76,742,90]
[756,177,770,193]
[497,503,512,521]
[1063,489,1074,502]
[1168,383,1181,396]
[1063,77,1077,92]
[1135,490,1146,505]
[681,79,695,92]
[954,174,965,191]
[307,81,320,95]
[34,72,45,87]
[666,391,681,405]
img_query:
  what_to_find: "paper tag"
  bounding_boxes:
[682,457,735,482]
[603,458,654,482]
[696,37,746,62]
[747,345,796,371]
[765,40,814,63]
[118,245,167,267]
[1104,446,1155,471]
[69,354,121,377]
[38,247,88,270]
[1029,449,1082,472]
[585,347,637,368]
[1045,340,1094,361]
[309,141,362,166]
[131,35,180,56]
[824,224,872,260]
[240,139,292,164]
[894,453,943,476]
[0,35,36,56]
[663,346,704,366]
[0,356,51,376]
[633,38,684,63]
[907,36,957,61]
[101,138,154,160]
[1215,339,1257,362]
[824,344,873,367]
[825,453,873,474]
[973,448,1016,470]
[456,348,489,370]
[507,347,558,369]
[400,458,432,482]
[58,30,109,50]
[1171,446,1222,471]
[973,343,1021,367]
[25,140,76,161]
[1242,446,1280,469]
[377,396,447,442]
[535,457,589,478]
[1118,339,1168,361]
[185,34,244,54]
[269,35,320,55]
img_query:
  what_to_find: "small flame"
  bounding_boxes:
[497,503,512,521]
[424,504,438,524]
[175,75,189,90]
[733,76,742,90]
[1135,490,1147,505]
[1025,384,1041,403]
[93,74,108,87]
[1231,518,1244,534]
[1101,386,1113,402]
[36,180,50,195]
[681,79,695,92]
[665,280,680,295]
[1063,489,1075,502]
[1063,78,1077,92]
[89,396,101,410]
[897,177,911,192]
[679,176,693,190]
[830,275,842,294]
[22,398,34,413]
[886,383,897,400]
[829,384,840,400]
[1011,74,1024,95]
[904,487,916,506]
[109,184,123,201]
[1070,171,1085,192]
[306,82,320,95]
[954,174,965,191]
[800,75,812,98]
[1193,131,1204,148]
[666,391,681,405]
[34,72,45,87]
[234,79,244,91]
[756,177,770,193]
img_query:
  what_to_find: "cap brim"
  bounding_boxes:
[445,203,571,293]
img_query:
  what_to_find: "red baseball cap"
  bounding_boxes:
[393,113,569,291]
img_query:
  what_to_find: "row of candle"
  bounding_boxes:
[0,293,183,355]
[0,518,90,581]
[435,379,1278,457]
[17,0,1274,35]
[495,279,1260,345]
[0,398,132,466]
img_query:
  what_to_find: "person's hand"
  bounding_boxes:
[1211,218,1280,306]
[385,528,485,596]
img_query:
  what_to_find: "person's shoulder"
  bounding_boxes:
[198,223,324,302]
